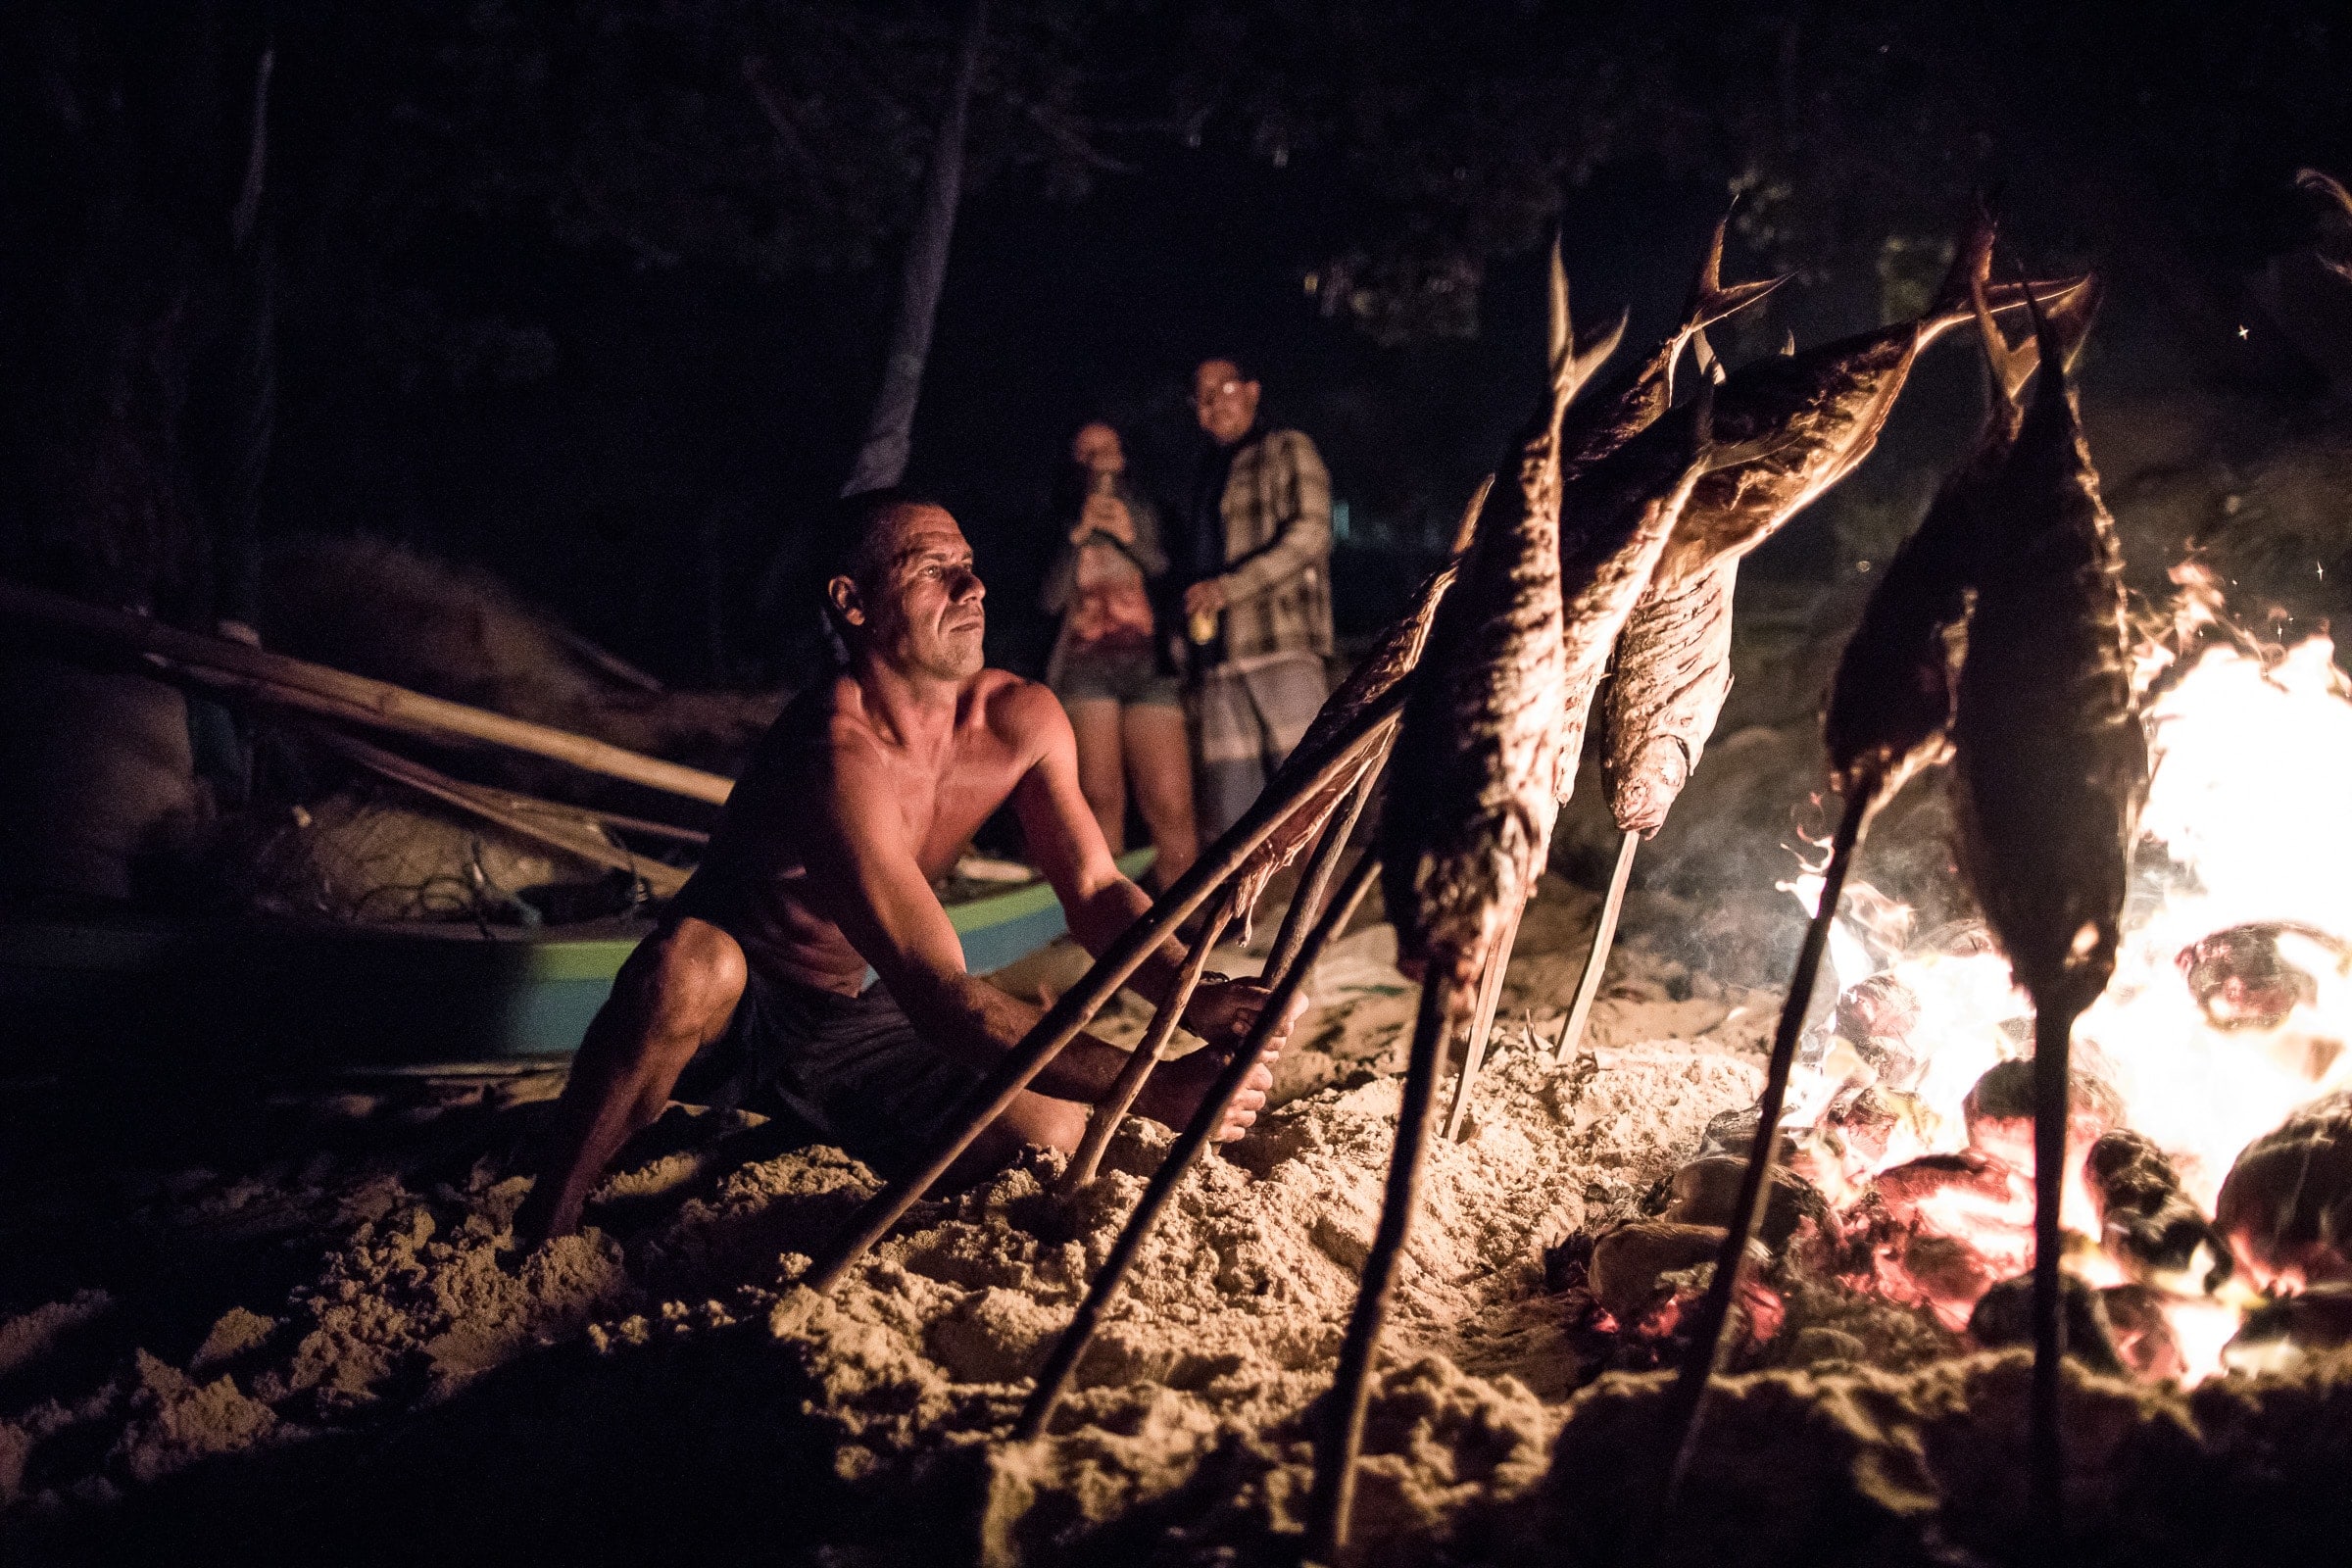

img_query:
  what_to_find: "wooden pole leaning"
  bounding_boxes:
[801,682,1411,1297]
[1552,827,1640,1062]
[1014,853,1382,1443]
[2029,1004,2072,1559]
[1304,959,1462,1562]
[1442,899,1527,1142]
[0,574,736,807]
[1056,886,1241,1194]
[1259,760,1383,985]
[1638,791,1864,1554]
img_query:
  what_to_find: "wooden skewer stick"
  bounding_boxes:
[802,682,1410,1296]
[2029,1003,2074,1556]
[1014,853,1382,1442]
[1552,827,1640,1061]
[1643,790,1864,1547]
[1056,886,1241,1193]
[1442,898,1526,1142]
[0,574,736,805]
[1258,762,1382,985]
[1304,958,1463,1561]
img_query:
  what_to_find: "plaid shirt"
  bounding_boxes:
[1209,427,1334,663]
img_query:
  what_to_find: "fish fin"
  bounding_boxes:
[1927,200,2000,324]
[1969,254,2039,409]
[2296,167,2352,221]
[1450,473,1496,556]
[1667,215,1785,403]
[1780,329,1796,358]
[2045,273,2103,372]
[1979,272,2095,322]
[2008,256,2068,407]
[1690,325,1730,386]
[1546,237,1625,416]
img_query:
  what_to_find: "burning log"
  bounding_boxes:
[1589,1220,1734,1328]
[2082,1129,2229,1290]
[2176,920,2351,1032]
[1661,1155,1824,1252]
[1961,1057,2122,1175]
[2215,1090,2352,1294]
[2098,1284,2189,1381]
[2224,1281,2352,1372]
[1946,262,2146,1544]
[1967,1272,2128,1376]
[1313,245,1597,1560]
[1832,972,1929,1093]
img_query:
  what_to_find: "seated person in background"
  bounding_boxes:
[1041,420,1198,888]
[516,490,1297,1245]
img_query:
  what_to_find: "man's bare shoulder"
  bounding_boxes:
[968,668,1069,750]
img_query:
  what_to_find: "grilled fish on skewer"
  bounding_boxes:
[1822,230,2064,805]
[1951,282,2143,1027]
[1559,217,1785,479]
[1652,213,2089,589]
[1603,556,1737,835]
[1381,248,1606,983]
[1223,479,1490,935]
[1950,270,2145,1550]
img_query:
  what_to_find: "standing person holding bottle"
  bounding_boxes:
[1040,421,1198,887]
[1181,357,1335,839]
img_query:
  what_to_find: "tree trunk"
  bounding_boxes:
[838,0,987,498]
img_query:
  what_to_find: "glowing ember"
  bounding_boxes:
[1787,629,2352,1382]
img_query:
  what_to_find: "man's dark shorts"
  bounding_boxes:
[673,968,985,1177]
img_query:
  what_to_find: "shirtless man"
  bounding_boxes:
[516,491,1296,1244]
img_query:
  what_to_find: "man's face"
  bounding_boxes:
[1193,361,1260,446]
[832,504,987,682]
[1071,421,1124,474]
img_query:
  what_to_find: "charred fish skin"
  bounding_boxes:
[1380,256,1602,986]
[1823,221,2042,805]
[1651,213,2086,589]
[1602,555,1737,836]
[1950,279,2146,1023]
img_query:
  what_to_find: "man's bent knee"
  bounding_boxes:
[610,917,747,1062]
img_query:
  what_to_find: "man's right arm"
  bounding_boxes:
[800,730,1250,1126]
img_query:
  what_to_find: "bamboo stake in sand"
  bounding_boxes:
[1642,791,1864,1548]
[1259,767,1380,984]
[1304,960,1462,1561]
[2029,1004,2073,1555]
[1552,827,1640,1062]
[1015,853,1383,1443]
[803,683,1410,1296]
[0,574,735,806]
[1442,900,1526,1141]
[1056,887,1240,1193]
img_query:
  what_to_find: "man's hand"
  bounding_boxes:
[1184,577,1229,619]
[1080,493,1135,544]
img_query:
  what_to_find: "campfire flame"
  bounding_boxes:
[1785,623,2352,1382]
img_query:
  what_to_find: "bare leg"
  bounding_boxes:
[1122,701,1198,886]
[515,916,748,1245]
[1066,697,1128,854]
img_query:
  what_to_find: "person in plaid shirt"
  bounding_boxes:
[1180,357,1334,837]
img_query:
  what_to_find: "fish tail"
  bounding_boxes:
[1547,235,1625,420]
[1928,198,2000,325]
[1669,215,1785,402]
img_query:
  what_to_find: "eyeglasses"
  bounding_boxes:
[1193,378,1244,410]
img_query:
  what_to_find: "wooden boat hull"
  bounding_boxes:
[1,850,1152,1066]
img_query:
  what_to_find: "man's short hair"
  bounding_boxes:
[1198,354,1253,384]
[821,487,946,634]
